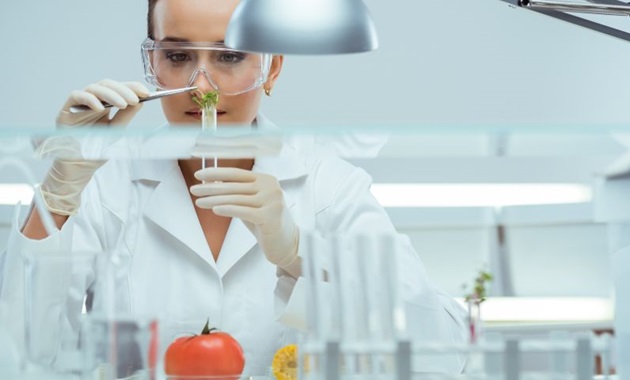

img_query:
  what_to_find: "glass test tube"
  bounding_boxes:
[201,106,218,170]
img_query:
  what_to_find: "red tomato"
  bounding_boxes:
[164,320,245,379]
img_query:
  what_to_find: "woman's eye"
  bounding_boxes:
[165,52,191,63]
[218,52,245,64]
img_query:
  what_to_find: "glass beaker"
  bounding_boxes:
[81,314,159,380]
[299,232,406,379]
[328,233,403,379]
[300,232,334,380]
[21,249,98,379]
[79,247,160,380]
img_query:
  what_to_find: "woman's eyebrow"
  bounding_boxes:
[160,37,226,44]
[161,36,190,42]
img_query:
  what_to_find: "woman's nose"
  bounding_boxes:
[188,68,218,94]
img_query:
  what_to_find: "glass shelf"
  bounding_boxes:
[0,122,626,379]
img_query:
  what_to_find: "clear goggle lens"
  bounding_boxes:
[142,38,272,96]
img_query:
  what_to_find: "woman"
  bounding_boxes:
[0,0,467,376]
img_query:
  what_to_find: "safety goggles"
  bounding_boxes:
[141,38,272,96]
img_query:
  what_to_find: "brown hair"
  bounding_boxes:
[148,0,158,39]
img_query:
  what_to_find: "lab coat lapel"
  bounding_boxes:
[135,116,308,277]
[213,182,298,279]
[141,161,216,270]
[216,217,257,278]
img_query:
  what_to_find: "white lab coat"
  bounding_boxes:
[0,116,467,376]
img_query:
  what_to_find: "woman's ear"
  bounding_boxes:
[264,55,284,92]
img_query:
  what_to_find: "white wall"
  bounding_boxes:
[1,0,630,127]
[387,205,613,299]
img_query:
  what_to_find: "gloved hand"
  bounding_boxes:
[190,168,300,270]
[40,80,149,216]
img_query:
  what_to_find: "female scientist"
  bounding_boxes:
[0,0,466,375]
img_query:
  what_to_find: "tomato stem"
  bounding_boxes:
[201,319,218,335]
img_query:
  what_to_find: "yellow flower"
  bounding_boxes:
[272,344,299,380]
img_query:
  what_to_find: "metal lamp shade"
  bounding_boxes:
[225,0,379,54]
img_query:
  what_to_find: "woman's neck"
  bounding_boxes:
[178,158,255,186]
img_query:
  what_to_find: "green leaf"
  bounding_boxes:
[464,268,493,303]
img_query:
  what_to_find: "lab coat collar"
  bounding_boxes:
[215,217,257,277]
[251,114,309,183]
[130,114,308,277]
[140,162,259,277]
[143,160,217,271]
[129,159,172,183]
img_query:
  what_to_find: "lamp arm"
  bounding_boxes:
[499,0,630,43]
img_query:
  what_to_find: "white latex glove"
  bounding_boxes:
[40,80,149,215]
[190,168,300,271]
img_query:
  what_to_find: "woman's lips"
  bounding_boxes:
[185,109,226,120]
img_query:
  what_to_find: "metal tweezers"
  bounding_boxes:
[68,86,198,114]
